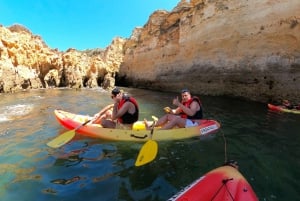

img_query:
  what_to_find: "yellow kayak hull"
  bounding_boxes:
[54,109,221,142]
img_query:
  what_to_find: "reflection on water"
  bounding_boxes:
[0,88,299,200]
[51,176,81,185]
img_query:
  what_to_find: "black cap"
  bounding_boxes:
[181,88,190,93]
[111,87,121,96]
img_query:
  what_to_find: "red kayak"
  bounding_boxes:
[168,164,258,201]
[268,103,300,114]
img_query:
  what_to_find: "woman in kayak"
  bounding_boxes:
[94,87,139,129]
[144,88,203,129]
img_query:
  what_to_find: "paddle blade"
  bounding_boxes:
[135,140,158,167]
[47,130,76,148]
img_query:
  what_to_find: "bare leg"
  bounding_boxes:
[145,114,187,130]
[156,114,177,127]
[143,114,173,130]
[93,109,112,124]
[143,118,153,130]
[144,114,176,130]
[161,116,186,129]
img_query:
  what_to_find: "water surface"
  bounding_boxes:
[0,88,299,200]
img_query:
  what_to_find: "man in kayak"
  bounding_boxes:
[282,100,294,109]
[144,89,203,129]
[281,100,300,110]
[95,87,139,129]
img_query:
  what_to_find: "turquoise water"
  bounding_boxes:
[0,88,299,200]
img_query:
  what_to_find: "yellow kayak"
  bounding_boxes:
[54,109,221,141]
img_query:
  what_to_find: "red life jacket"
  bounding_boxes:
[180,96,203,119]
[117,96,139,124]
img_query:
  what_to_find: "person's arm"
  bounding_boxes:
[163,97,182,114]
[93,104,114,122]
[172,97,185,115]
[173,99,199,117]
[172,106,182,114]
[164,106,181,114]
[97,104,114,115]
[111,102,133,120]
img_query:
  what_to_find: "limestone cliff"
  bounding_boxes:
[0,24,125,93]
[0,0,299,103]
[119,0,300,102]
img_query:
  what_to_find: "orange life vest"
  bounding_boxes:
[180,96,203,119]
[117,96,139,124]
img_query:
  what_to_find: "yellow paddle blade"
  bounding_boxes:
[135,139,158,167]
[47,130,76,148]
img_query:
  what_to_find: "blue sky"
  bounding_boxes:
[0,0,179,51]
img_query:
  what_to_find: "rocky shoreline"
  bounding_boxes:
[0,0,299,103]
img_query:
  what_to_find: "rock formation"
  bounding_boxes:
[119,0,300,103]
[0,24,125,93]
[0,0,300,103]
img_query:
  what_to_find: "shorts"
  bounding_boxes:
[185,119,199,128]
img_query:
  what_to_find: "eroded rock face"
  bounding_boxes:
[119,0,300,102]
[0,0,299,103]
[0,24,125,93]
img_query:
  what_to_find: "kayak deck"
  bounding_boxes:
[168,165,258,201]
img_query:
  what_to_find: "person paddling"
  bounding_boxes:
[99,87,139,129]
[282,100,293,109]
[144,89,203,130]
[92,104,114,124]
[281,100,300,110]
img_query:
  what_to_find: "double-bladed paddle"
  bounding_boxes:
[46,119,92,148]
[47,105,113,148]
[135,116,158,166]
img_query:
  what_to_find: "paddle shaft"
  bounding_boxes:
[150,122,155,138]
[46,118,93,148]
[47,107,109,148]
[75,119,92,129]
